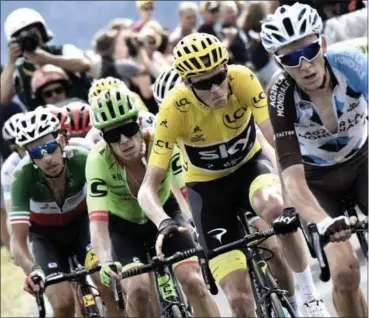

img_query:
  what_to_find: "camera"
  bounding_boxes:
[14,30,39,52]
[125,37,143,57]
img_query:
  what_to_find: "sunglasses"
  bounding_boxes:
[103,122,140,144]
[190,67,228,90]
[27,139,59,160]
[141,4,154,11]
[275,37,322,68]
[42,86,65,99]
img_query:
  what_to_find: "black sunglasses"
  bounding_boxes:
[42,86,65,98]
[103,122,140,144]
[189,67,228,90]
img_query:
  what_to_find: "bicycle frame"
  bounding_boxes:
[238,211,295,318]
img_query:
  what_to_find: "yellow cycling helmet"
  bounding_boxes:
[173,33,229,79]
[88,77,128,104]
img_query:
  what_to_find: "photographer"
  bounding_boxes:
[1,8,91,111]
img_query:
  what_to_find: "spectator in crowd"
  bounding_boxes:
[1,8,92,111]
[242,2,278,88]
[197,1,222,39]
[91,28,144,82]
[133,0,155,32]
[169,2,198,48]
[0,67,24,162]
[31,64,70,106]
[145,20,173,64]
[108,17,134,31]
[220,1,249,65]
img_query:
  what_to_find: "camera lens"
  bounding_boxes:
[16,30,39,52]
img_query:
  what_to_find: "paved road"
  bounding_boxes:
[213,236,368,317]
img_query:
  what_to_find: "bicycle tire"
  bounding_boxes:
[270,293,287,318]
[171,305,185,318]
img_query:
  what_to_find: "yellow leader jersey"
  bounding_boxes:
[149,65,269,182]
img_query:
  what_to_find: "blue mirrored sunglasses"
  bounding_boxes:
[276,37,322,68]
[27,139,59,160]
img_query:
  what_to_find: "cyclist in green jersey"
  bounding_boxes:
[86,86,220,317]
[10,109,121,317]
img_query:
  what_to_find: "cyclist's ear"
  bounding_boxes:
[321,35,328,54]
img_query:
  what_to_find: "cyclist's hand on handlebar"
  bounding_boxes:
[272,207,300,235]
[156,218,187,260]
[23,265,45,296]
[100,261,122,287]
[317,216,357,242]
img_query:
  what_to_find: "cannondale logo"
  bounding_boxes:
[207,228,227,244]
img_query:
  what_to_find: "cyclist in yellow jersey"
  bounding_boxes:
[138,33,327,316]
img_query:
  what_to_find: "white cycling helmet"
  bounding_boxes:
[4,8,53,42]
[16,108,60,146]
[138,111,156,129]
[153,68,182,106]
[2,112,26,141]
[260,2,323,54]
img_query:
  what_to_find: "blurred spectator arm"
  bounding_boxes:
[38,44,91,73]
[0,63,16,104]
[115,58,143,78]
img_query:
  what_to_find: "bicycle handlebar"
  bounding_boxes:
[308,219,368,282]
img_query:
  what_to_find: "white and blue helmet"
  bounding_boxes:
[260,2,323,54]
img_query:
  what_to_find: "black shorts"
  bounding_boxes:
[186,150,278,257]
[305,141,368,218]
[109,195,196,268]
[29,214,95,280]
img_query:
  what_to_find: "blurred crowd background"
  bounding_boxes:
[0,0,368,161]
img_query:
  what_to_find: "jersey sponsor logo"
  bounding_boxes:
[251,91,266,108]
[208,228,227,244]
[269,76,291,117]
[155,139,173,150]
[175,98,191,112]
[334,55,366,80]
[348,102,360,112]
[183,120,255,171]
[160,119,168,128]
[193,126,202,133]
[275,130,295,138]
[191,134,206,142]
[298,112,366,140]
[171,152,182,175]
[48,262,58,268]
[223,105,247,129]
[90,178,108,197]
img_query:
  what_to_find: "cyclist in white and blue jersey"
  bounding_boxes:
[260,3,367,317]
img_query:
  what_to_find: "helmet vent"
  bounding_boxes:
[183,60,192,70]
[206,37,212,46]
[211,48,218,64]
[272,32,286,43]
[118,105,124,114]
[78,111,83,130]
[300,20,307,34]
[116,90,121,102]
[264,24,279,31]
[201,40,207,49]
[190,57,201,69]
[200,55,211,67]
[183,46,191,54]
[282,18,294,36]
[106,100,115,119]
[298,8,307,21]
[191,45,198,52]
[279,7,286,14]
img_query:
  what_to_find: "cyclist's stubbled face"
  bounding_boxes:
[189,65,228,109]
[106,123,143,161]
[27,134,64,177]
[277,35,327,91]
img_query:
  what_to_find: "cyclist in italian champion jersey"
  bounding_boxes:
[86,86,219,317]
[260,3,368,317]
[138,33,328,316]
[9,109,120,317]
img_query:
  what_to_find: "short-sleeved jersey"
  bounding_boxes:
[86,129,180,224]
[268,50,368,171]
[9,146,89,227]
[149,65,269,182]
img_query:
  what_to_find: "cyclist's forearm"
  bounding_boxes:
[90,221,113,264]
[138,185,170,228]
[10,236,34,274]
[282,169,329,223]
